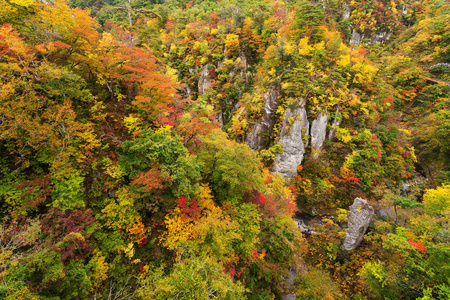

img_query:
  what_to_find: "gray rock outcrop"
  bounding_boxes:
[246,90,278,150]
[342,3,351,20]
[198,64,211,95]
[350,29,363,45]
[342,198,374,250]
[310,111,328,159]
[273,101,309,179]
[372,31,391,44]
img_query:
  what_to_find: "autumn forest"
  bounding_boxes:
[0,0,449,299]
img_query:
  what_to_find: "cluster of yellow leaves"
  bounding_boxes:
[118,242,140,264]
[161,184,258,263]
[90,251,109,290]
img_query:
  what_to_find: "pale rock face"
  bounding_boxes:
[198,64,211,95]
[216,112,223,126]
[246,122,266,150]
[342,3,351,20]
[372,31,391,44]
[273,101,309,179]
[310,111,328,159]
[350,29,363,45]
[341,198,374,251]
[246,90,278,150]
[184,85,192,97]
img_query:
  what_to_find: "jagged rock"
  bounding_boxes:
[263,90,278,117]
[350,29,363,45]
[341,198,374,251]
[216,112,223,126]
[372,31,391,44]
[246,90,278,150]
[184,85,191,97]
[281,268,298,300]
[310,111,328,159]
[342,3,351,20]
[246,122,266,150]
[424,63,450,69]
[273,101,309,179]
[293,218,319,235]
[198,64,211,95]
[350,28,391,45]
[229,52,251,91]
[401,4,409,14]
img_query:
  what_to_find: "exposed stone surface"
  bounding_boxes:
[246,90,278,150]
[293,218,318,235]
[372,31,391,44]
[350,29,363,45]
[342,3,351,20]
[424,63,450,69]
[377,207,396,219]
[198,64,211,95]
[184,84,191,97]
[342,198,374,251]
[281,292,296,300]
[349,28,391,45]
[310,111,328,159]
[273,101,309,179]
[246,122,266,150]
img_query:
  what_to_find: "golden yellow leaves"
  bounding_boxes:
[103,158,125,180]
[336,128,353,144]
[161,207,196,250]
[224,34,240,56]
[90,251,109,289]
[78,129,101,155]
[298,37,311,55]
[423,184,450,216]
[124,114,142,134]
[8,0,33,8]
[118,242,141,264]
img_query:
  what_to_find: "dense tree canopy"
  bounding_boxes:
[0,0,448,299]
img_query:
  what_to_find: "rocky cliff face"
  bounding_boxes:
[273,101,309,179]
[198,64,211,95]
[246,96,344,180]
[246,90,279,150]
[310,111,328,159]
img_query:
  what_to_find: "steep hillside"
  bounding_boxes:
[0,0,448,299]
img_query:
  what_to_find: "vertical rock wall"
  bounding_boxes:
[310,111,328,159]
[273,101,309,179]
[198,64,211,95]
[246,90,279,150]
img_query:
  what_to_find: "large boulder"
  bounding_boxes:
[273,101,309,179]
[341,198,374,250]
